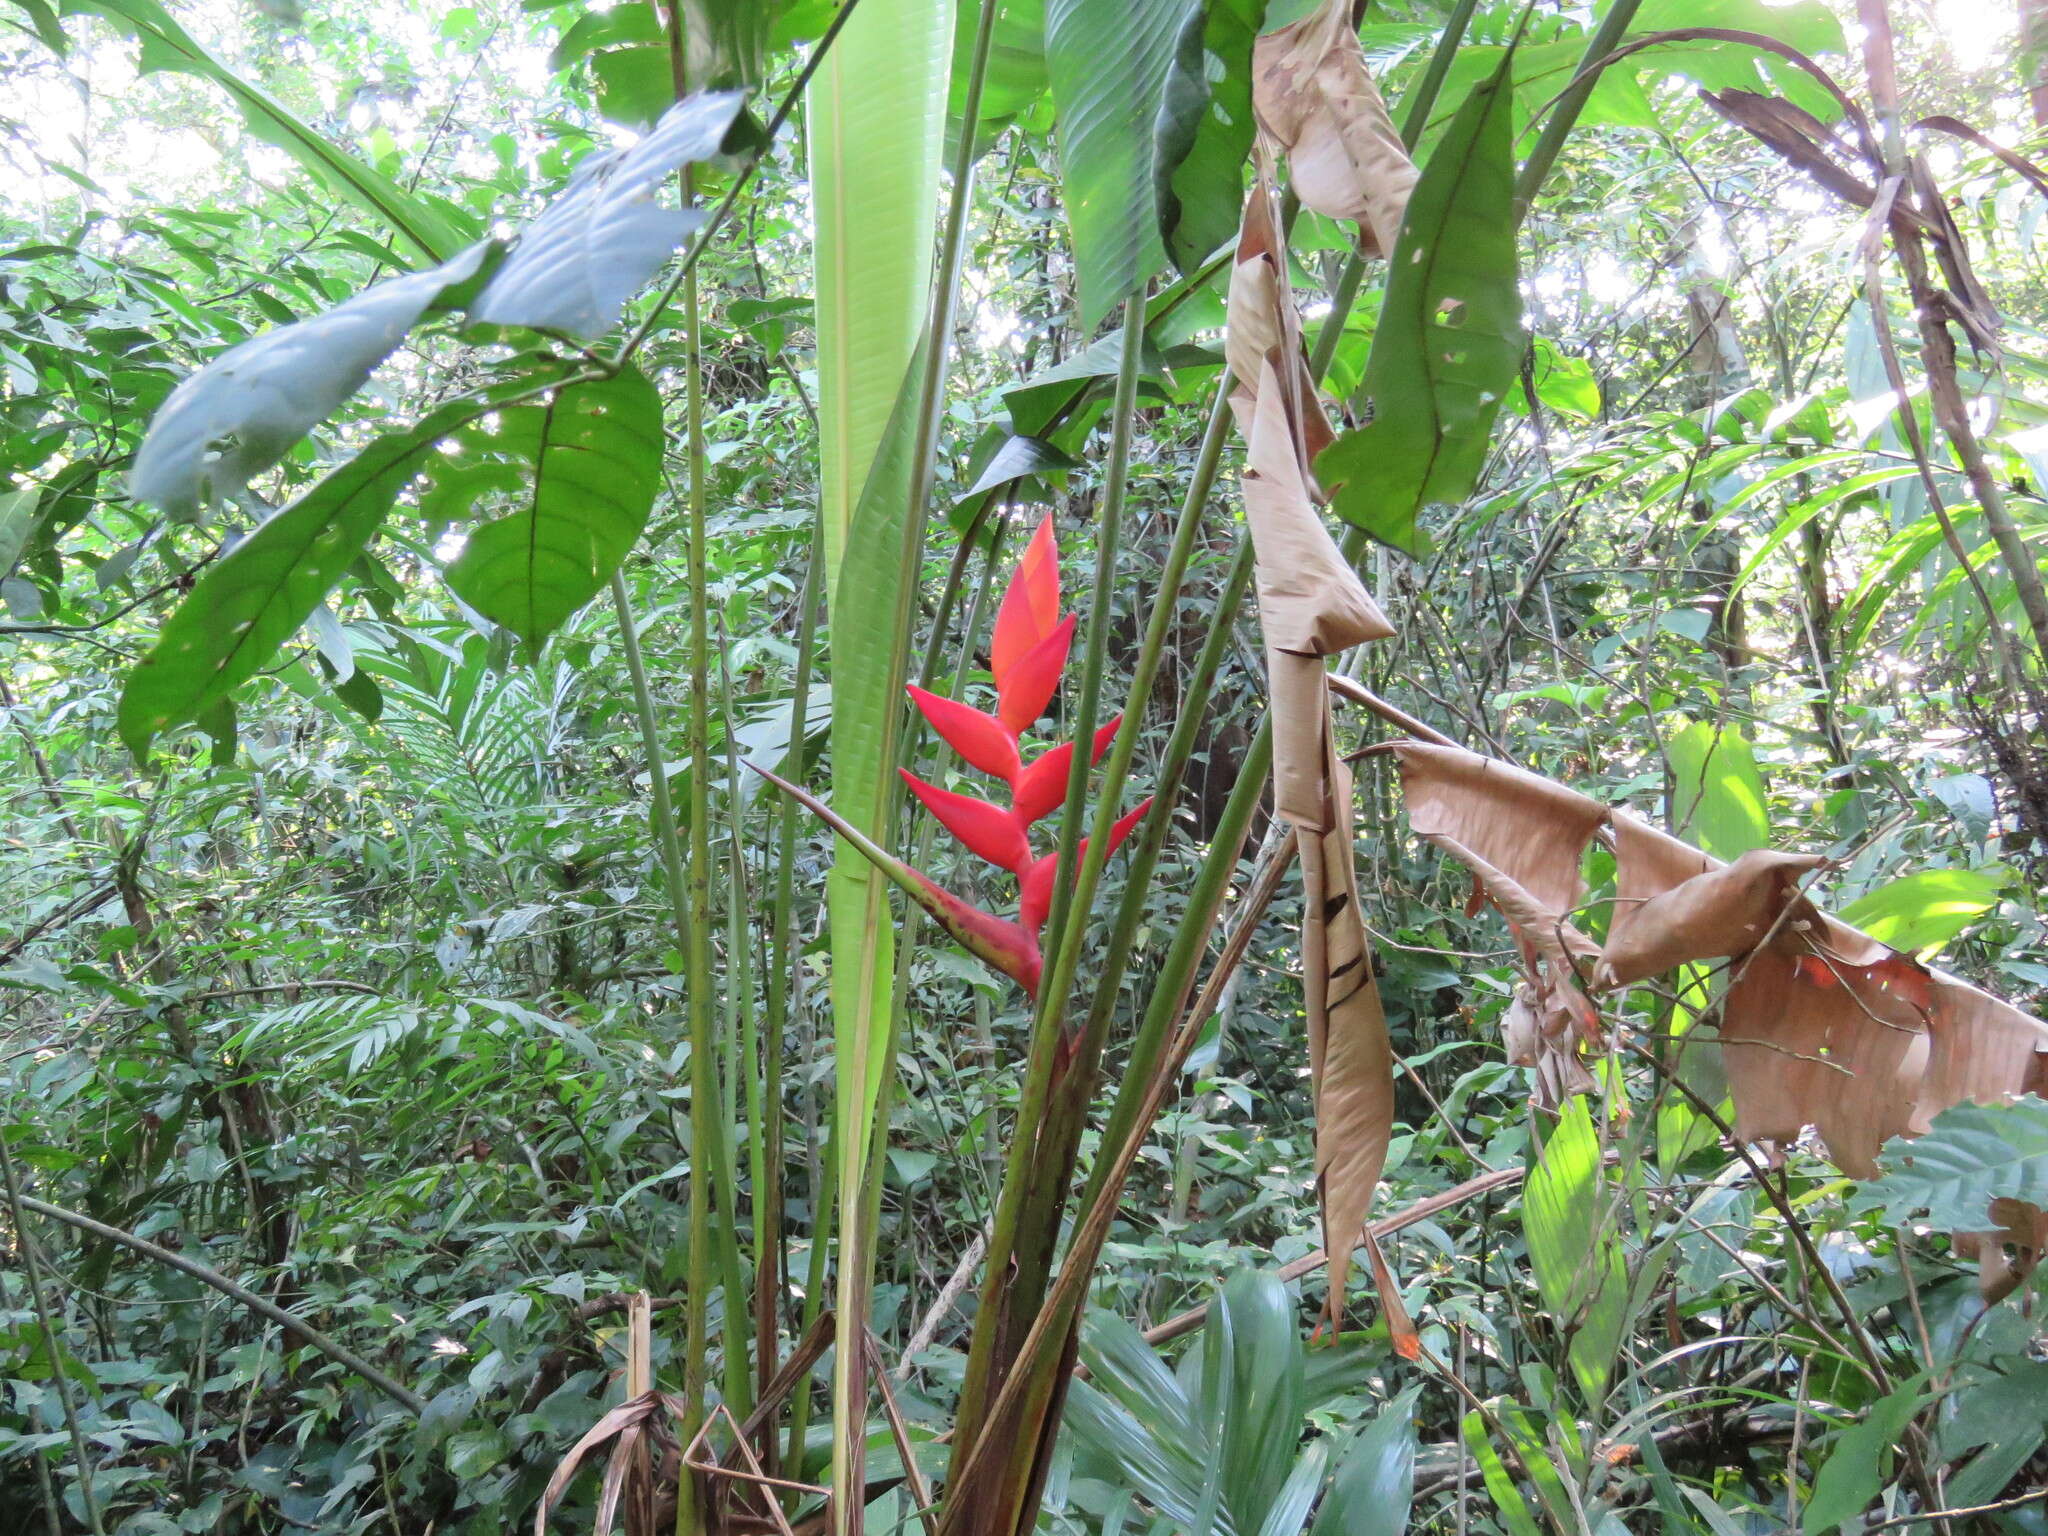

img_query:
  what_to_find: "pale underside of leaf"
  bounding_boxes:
[130,241,491,517]
[470,89,744,340]
[1252,0,1417,258]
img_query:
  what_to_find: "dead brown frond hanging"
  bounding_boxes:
[1252,0,1418,257]
[1226,166,1398,1333]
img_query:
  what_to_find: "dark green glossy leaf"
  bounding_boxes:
[1158,0,1262,274]
[1312,1386,1420,1536]
[444,367,664,647]
[1044,0,1196,329]
[1320,49,1522,555]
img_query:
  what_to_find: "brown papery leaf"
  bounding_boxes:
[1253,0,1418,257]
[1394,742,1608,918]
[1597,832,1831,990]
[1225,171,1396,1330]
[1302,751,1396,1323]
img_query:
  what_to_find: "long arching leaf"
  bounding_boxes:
[1318,47,1522,554]
[66,0,471,263]
[1044,0,1197,329]
[118,393,496,757]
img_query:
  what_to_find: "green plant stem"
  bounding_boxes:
[761,511,825,1454]
[604,572,709,1403]
[718,645,761,1427]
[1399,0,1482,146]
[1513,0,1642,216]
[2,1146,107,1536]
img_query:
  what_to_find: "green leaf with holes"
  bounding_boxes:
[1319,46,1523,555]
[117,393,494,759]
[443,368,664,648]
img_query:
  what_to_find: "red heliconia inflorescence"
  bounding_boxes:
[898,516,1152,997]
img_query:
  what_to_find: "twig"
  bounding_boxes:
[17,1194,424,1415]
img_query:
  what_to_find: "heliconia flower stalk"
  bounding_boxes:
[753,516,1155,998]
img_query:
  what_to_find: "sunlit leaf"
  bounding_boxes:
[443,368,664,647]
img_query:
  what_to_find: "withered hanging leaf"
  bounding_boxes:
[1598,839,1831,990]
[1224,170,1395,1327]
[1392,741,1607,918]
[1251,0,1417,257]
[1590,809,2048,1177]
[1301,752,1396,1321]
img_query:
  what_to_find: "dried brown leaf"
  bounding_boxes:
[1253,0,1417,257]
[1302,751,1396,1324]
[1393,741,1607,918]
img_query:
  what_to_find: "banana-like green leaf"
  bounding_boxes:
[443,368,664,647]
[1319,48,1523,555]
[1311,1386,1420,1536]
[1159,0,1263,274]
[470,91,745,340]
[1044,0,1198,329]
[808,8,952,1506]
[129,242,493,518]
[118,393,490,757]
[947,0,1049,157]
[1666,719,1769,860]
[1523,1097,1627,1406]
[66,0,471,263]
[807,0,951,587]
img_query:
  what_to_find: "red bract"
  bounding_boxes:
[900,770,1031,874]
[1013,716,1122,827]
[992,514,1061,681]
[999,613,1076,735]
[906,685,1020,782]
[870,520,1156,997]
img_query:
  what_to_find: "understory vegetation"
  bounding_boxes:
[5,0,2048,1532]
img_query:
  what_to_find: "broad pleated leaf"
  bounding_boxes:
[1157,0,1263,273]
[130,241,491,517]
[470,91,745,340]
[1523,1098,1628,1405]
[1044,0,1196,329]
[119,395,485,756]
[71,0,470,263]
[443,368,663,647]
[1319,48,1523,554]
[907,684,1022,782]
[900,770,1033,873]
